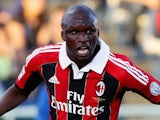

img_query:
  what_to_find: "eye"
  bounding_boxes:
[70,30,77,35]
[86,29,95,34]
[86,30,91,34]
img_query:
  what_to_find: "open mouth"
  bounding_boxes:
[77,46,89,56]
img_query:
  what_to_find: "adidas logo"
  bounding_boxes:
[48,75,60,84]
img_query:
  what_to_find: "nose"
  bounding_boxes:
[78,32,89,42]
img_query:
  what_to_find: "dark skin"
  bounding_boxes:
[0,85,29,116]
[61,5,100,69]
[0,4,100,116]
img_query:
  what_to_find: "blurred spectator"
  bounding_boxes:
[137,0,160,56]
[0,0,48,88]
[104,0,146,47]
[11,0,47,51]
[37,4,68,45]
[0,0,49,115]
[0,24,13,89]
[119,0,146,46]
[0,8,18,89]
[135,0,160,79]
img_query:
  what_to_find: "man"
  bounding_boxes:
[0,4,160,120]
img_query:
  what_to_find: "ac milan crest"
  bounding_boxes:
[95,81,105,97]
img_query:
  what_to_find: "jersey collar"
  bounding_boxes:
[59,38,110,74]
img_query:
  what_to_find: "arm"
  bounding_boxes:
[109,54,160,104]
[0,47,46,116]
[0,85,30,116]
[122,58,160,104]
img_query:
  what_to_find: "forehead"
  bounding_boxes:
[65,19,97,29]
[62,14,98,30]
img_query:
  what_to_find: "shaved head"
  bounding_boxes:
[61,4,98,29]
[61,4,100,68]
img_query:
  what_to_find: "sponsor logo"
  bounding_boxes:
[95,81,105,97]
[50,91,105,116]
[150,82,160,96]
[48,75,60,84]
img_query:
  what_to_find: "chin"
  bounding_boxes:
[77,55,91,62]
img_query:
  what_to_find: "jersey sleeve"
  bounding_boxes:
[15,50,43,93]
[108,53,160,104]
[123,57,160,104]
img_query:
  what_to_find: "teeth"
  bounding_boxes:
[78,49,88,54]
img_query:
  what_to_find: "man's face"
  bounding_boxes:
[62,19,99,64]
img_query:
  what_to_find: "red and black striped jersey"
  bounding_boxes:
[15,40,160,120]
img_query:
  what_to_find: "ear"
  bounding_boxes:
[61,31,65,41]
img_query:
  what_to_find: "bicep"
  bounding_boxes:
[0,85,29,116]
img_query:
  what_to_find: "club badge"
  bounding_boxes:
[95,81,105,97]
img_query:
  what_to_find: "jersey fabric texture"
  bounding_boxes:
[15,39,160,120]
